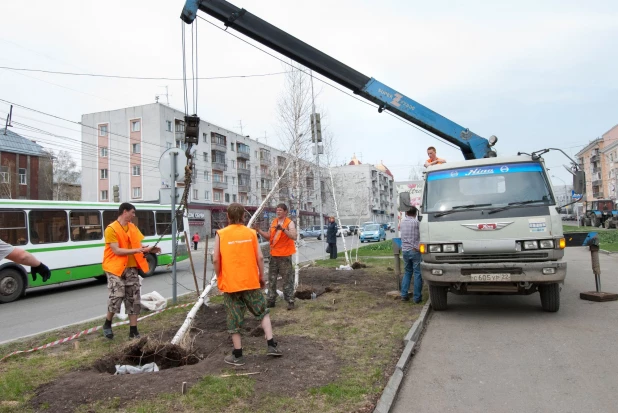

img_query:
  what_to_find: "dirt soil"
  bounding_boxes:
[29,267,401,413]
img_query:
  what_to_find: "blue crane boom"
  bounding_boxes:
[181,0,498,160]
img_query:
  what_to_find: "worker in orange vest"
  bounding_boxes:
[424,146,447,168]
[101,202,160,340]
[213,203,283,366]
[255,203,297,310]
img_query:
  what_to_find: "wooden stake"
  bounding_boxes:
[203,235,209,291]
[181,382,187,395]
[220,372,261,378]
[184,231,200,295]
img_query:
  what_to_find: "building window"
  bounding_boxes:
[132,187,141,198]
[225,193,230,203]
[132,165,141,176]
[214,191,221,201]
[255,150,258,158]
[203,132,208,143]
[18,168,26,185]
[203,152,208,162]
[99,125,108,136]
[233,194,237,202]
[131,120,141,132]
[0,166,9,184]
[166,142,172,149]
[256,180,260,189]
[231,160,236,168]
[230,142,235,151]
[232,177,236,185]
[166,121,172,132]
[204,171,210,181]
[193,189,199,200]
[205,190,210,200]
[100,147,108,157]
[101,190,108,201]
[214,173,223,183]
[211,132,226,146]
[224,175,229,183]
[132,143,141,154]
[100,169,108,179]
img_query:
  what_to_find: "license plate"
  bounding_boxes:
[469,273,511,282]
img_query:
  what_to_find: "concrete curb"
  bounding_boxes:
[373,301,432,413]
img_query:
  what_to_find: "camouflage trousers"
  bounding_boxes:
[267,255,294,305]
[223,289,269,334]
[106,267,141,315]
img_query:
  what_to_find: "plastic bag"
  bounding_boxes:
[114,362,159,375]
[141,291,167,311]
[326,244,331,253]
[117,302,129,320]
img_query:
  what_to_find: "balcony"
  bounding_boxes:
[238,183,250,192]
[592,179,603,187]
[212,161,227,172]
[591,154,600,163]
[211,140,227,151]
[237,150,250,160]
[261,187,271,196]
[212,181,228,190]
[593,191,604,199]
[237,166,250,175]
[260,157,271,166]
[592,167,602,174]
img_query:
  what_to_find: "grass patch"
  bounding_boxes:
[563,225,618,251]
[339,239,396,257]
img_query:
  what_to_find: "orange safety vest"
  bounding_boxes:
[426,157,446,165]
[217,224,260,293]
[102,221,149,277]
[269,217,296,257]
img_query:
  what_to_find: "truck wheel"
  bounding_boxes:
[0,268,25,303]
[138,253,157,277]
[584,217,591,227]
[590,216,598,227]
[604,220,611,229]
[429,285,448,311]
[539,283,560,312]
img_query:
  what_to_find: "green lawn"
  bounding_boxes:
[338,240,396,258]
[563,225,618,252]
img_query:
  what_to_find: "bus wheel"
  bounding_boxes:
[0,269,25,303]
[139,254,157,277]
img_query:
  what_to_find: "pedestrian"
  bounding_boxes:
[326,216,338,259]
[0,239,51,282]
[213,203,283,366]
[192,232,200,251]
[101,202,160,340]
[424,146,446,168]
[400,206,422,303]
[255,203,297,310]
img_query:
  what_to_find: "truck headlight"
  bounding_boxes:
[429,245,442,253]
[539,240,554,249]
[523,241,538,250]
[442,244,456,252]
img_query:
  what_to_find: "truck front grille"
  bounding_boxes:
[435,253,549,263]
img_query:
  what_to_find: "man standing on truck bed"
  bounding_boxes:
[424,146,446,168]
[255,203,298,310]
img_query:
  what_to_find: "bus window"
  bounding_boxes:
[29,210,69,244]
[0,210,28,245]
[134,210,156,236]
[102,210,116,229]
[155,211,185,235]
[70,210,102,241]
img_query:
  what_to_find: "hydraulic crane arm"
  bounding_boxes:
[181,0,497,160]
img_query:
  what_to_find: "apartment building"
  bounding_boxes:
[329,155,396,225]
[81,103,331,237]
[575,124,618,202]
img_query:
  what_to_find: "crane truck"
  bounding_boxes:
[180,0,585,312]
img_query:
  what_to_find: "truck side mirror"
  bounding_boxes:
[573,171,585,194]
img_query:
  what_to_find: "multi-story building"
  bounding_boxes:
[81,103,330,237]
[0,128,52,200]
[575,124,618,202]
[329,155,396,225]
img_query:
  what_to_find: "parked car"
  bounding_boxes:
[339,225,352,236]
[360,223,386,243]
[317,225,341,240]
[348,225,359,235]
[301,225,327,238]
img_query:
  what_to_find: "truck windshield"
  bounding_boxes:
[424,162,554,213]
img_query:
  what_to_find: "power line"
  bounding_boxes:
[0,66,289,81]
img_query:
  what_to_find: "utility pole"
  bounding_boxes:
[171,151,178,304]
[310,70,326,259]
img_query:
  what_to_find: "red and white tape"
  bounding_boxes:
[1,302,193,362]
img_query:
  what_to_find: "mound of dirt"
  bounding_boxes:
[351,262,367,269]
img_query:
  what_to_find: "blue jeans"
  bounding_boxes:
[401,250,422,302]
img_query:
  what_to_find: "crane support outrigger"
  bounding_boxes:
[180,0,497,160]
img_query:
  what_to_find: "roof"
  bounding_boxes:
[0,128,46,156]
[375,160,394,178]
[348,154,362,165]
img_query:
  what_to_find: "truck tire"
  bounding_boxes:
[138,253,157,277]
[429,285,448,311]
[0,268,25,303]
[539,283,560,312]
[584,217,591,227]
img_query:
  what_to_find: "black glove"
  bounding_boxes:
[31,263,51,282]
[275,224,283,231]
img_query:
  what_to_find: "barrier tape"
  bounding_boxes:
[1,302,194,362]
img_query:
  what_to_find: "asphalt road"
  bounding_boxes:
[0,232,395,344]
[392,247,618,413]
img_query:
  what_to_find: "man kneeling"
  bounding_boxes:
[213,203,283,366]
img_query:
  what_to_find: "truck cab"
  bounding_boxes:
[420,155,566,312]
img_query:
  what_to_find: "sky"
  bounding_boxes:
[1,0,617,187]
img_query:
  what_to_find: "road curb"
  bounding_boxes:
[373,301,432,413]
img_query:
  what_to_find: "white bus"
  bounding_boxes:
[0,200,189,303]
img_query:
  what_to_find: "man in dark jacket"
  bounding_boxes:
[326,216,337,259]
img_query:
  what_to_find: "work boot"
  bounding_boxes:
[224,354,246,366]
[103,326,114,340]
[129,331,141,339]
[267,344,283,357]
[287,301,295,311]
